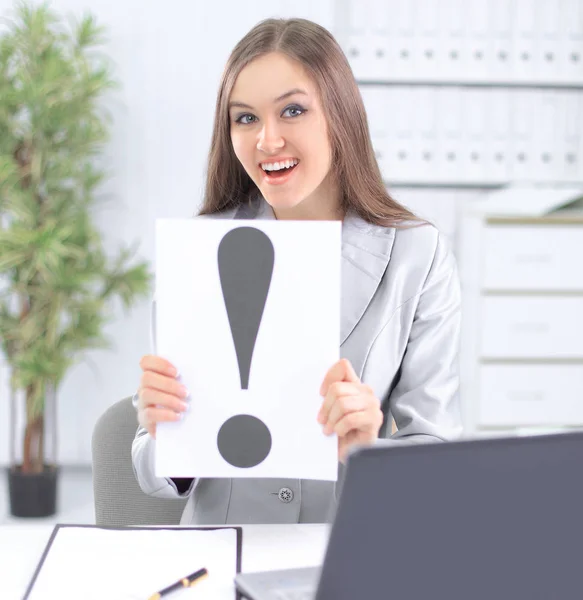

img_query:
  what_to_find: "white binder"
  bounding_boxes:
[511,0,538,82]
[463,89,488,182]
[537,1,562,83]
[488,0,514,83]
[414,0,440,82]
[360,86,390,179]
[344,0,370,81]
[532,90,561,181]
[436,87,464,183]
[485,89,512,184]
[510,90,534,181]
[392,86,416,183]
[562,0,583,85]
[380,86,404,183]
[437,0,467,81]
[562,92,583,181]
[391,0,416,81]
[463,0,490,81]
[418,87,439,182]
[369,0,392,82]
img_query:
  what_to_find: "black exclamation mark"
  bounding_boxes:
[216,227,274,468]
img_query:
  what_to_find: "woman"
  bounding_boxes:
[132,17,462,525]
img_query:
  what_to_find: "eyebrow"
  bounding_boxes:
[228,88,308,110]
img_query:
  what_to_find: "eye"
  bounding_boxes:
[234,113,257,125]
[282,104,306,118]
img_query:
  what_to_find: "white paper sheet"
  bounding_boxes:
[26,526,239,600]
[155,219,340,480]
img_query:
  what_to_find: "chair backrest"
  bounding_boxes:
[91,396,187,526]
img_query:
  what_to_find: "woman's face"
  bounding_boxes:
[229,52,338,219]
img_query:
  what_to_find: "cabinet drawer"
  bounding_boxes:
[480,297,583,358]
[477,364,583,427]
[482,225,583,291]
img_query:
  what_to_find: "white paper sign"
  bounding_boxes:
[155,219,340,480]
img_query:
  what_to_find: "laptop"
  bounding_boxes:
[235,431,583,600]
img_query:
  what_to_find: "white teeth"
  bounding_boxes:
[261,159,298,172]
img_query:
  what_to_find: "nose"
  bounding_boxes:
[256,119,284,154]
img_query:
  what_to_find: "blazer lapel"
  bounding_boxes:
[234,197,396,345]
[339,211,395,344]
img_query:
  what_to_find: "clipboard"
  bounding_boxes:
[23,524,243,600]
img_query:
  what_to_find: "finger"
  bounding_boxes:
[138,388,189,413]
[139,355,178,378]
[324,395,367,435]
[136,413,157,439]
[141,371,189,400]
[317,382,361,423]
[342,359,360,384]
[317,382,362,424]
[333,411,372,438]
[139,406,182,430]
[319,358,360,396]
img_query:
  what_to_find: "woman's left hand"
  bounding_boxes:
[317,358,383,463]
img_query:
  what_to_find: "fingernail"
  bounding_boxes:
[180,386,189,399]
[180,401,189,412]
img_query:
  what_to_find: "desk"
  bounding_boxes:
[2,523,329,599]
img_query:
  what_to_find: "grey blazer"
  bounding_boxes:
[131,196,463,525]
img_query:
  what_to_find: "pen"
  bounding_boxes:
[147,567,208,599]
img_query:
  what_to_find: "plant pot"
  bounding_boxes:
[8,465,59,518]
[9,380,59,518]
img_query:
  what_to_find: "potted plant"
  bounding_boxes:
[0,1,152,517]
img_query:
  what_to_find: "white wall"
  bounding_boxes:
[3,0,580,465]
[0,0,335,465]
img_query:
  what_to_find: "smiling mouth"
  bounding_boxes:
[263,163,299,178]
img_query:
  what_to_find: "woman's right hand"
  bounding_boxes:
[137,355,190,438]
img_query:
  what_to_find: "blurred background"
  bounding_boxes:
[1,0,582,523]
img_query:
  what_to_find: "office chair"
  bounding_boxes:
[91,396,187,526]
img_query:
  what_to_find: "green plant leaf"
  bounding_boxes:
[0,2,153,447]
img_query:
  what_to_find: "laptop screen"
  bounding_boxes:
[316,432,583,600]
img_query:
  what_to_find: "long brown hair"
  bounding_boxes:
[199,18,419,227]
